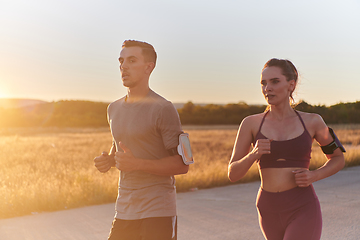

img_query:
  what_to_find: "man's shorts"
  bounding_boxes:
[108,216,177,240]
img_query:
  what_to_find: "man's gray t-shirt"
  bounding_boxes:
[107,90,183,220]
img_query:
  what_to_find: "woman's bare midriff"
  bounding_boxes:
[259,167,308,192]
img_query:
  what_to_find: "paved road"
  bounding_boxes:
[1,166,359,240]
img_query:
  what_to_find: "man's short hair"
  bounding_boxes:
[122,40,157,66]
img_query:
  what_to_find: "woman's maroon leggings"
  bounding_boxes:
[256,185,322,240]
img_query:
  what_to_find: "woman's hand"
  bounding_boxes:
[292,169,317,187]
[251,139,272,159]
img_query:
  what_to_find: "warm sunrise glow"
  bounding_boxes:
[1,1,359,105]
[0,74,14,99]
[0,85,8,98]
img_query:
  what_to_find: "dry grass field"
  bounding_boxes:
[1,125,360,219]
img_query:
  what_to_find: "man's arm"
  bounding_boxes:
[115,142,189,176]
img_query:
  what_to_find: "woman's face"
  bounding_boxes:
[260,66,295,105]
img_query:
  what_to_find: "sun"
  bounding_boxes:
[0,90,6,98]
[0,82,10,99]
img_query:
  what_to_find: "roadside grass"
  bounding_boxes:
[1,125,359,219]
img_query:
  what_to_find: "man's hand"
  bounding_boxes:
[115,142,140,172]
[94,151,115,173]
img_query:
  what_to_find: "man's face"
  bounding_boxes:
[118,46,149,88]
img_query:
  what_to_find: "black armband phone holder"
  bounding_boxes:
[320,127,346,154]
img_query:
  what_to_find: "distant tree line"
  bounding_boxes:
[0,100,108,128]
[179,100,360,125]
[294,101,360,124]
[178,102,266,125]
[0,100,359,128]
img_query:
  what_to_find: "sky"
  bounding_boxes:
[1,0,359,106]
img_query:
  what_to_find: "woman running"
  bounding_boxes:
[228,58,345,240]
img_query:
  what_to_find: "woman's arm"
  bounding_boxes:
[293,114,345,187]
[228,116,271,182]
